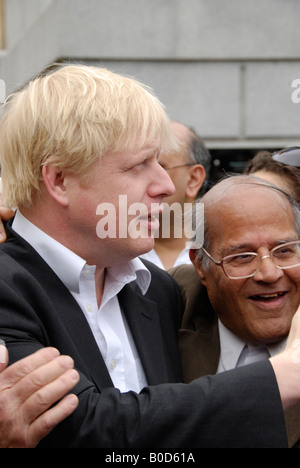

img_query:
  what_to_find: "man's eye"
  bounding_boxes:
[226,254,256,265]
[133,161,145,170]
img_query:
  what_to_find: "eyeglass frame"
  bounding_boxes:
[200,240,300,280]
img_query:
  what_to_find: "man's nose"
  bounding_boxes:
[253,255,284,283]
[149,163,176,199]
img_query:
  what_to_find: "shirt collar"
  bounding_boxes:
[12,210,151,295]
[106,257,151,297]
[218,319,287,371]
[218,320,246,370]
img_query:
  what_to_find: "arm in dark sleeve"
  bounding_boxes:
[39,360,287,448]
[0,272,287,448]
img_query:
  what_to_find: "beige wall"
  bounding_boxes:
[1,0,300,151]
[0,0,5,49]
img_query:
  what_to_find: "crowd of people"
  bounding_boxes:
[0,64,300,448]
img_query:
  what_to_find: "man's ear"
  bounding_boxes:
[189,248,207,286]
[42,165,69,207]
[186,165,206,200]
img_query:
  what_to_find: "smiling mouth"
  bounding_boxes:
[249,292,287,302]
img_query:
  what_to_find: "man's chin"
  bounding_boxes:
[123,236,156,259]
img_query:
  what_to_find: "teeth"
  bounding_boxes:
[251,292,285,300]
[261,293,280,298]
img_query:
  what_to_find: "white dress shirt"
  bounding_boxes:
[140,247,191,270]
[217,319,286,373]
[12,210,150,393]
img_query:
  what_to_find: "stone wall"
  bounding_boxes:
[1,0,300,161]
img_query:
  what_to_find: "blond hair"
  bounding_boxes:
[0,65,175,208]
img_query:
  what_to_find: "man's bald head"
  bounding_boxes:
[190,174,300,345]
[194,175,300,254]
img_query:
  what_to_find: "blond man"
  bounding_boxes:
[0,65,299,447]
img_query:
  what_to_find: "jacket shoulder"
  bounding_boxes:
[169,263,216,329]
[169,264,202,300]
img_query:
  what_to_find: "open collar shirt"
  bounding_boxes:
[12,210,150,393]
[140,246,191,270]
[217,319,286,373]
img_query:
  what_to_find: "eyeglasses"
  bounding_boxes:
[272,147,300,168]
[201,240,300,280]
[162,163,194,171]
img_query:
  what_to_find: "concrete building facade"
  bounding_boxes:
[1,0,300,174]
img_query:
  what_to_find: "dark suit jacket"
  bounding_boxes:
[170,263,300,448]
[0,223,289,447]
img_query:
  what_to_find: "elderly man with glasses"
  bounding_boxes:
[171,174,300,448]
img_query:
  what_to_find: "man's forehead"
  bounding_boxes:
[203,177,298,236]
[203,178,299,246]
[204,176,293,209]
[104,139,161,159]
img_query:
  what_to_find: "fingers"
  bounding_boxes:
[0,220,6,242]
[3,350,79,408]
[0,207,15,221]
[28,393,79,447]
[0,343,8,373]
[286,305,300,349]
[271,306,300,410]
[20,363,80,422]
[0,348,80,447]
[0,207,14,243]
[0,347,60,388]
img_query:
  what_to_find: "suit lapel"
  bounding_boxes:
[118,282,172,385]
[3,223,114,391]
[48,286,114,391]
[172,265,220,382]
[4,222,176,391]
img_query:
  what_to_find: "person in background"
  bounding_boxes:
[141,121,211,270]
[0,343,79,448]
[244,148,300,202]
[171,174,300,447]
[0,65,299,448]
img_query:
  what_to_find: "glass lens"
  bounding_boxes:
[272,241,300,269]
[223,253,259,278]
